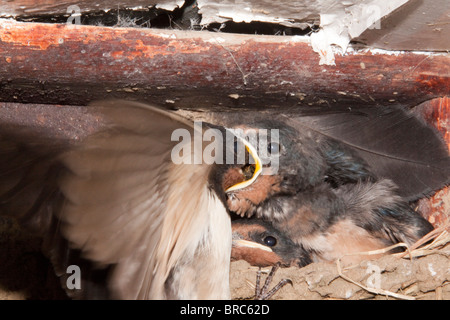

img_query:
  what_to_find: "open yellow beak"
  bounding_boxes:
[225,137,262,192]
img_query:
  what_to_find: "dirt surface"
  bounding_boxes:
[1,214,449,300]
[230,247,450,300]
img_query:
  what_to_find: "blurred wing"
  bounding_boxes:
[0,123,66,229]
[57,100,215,299]
[0,100,214,299]
[0,123,98,298]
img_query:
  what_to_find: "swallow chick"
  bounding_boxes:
[0,100,263,300]
[224,105,450,220]
[231,221,298,300]
[231,218,311,268]
[234,179,434,266]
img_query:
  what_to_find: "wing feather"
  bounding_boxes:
[1,100,223,299]
[284,106,450,200]
[55,100,214,298]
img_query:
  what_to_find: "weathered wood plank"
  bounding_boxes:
[0,20,449,110]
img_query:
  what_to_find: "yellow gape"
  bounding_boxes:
[225,137,262,192]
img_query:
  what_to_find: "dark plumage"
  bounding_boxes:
[224,105,450,220]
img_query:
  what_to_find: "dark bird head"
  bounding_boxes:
[225,120,325,218]
[205,123,264,205]
[224,119,374,219]
[221,105,450,220]
[231,218,312,268]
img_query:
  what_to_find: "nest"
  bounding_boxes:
[230,224,450,300]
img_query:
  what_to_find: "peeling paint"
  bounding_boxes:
[310,0,409,65]
[0,20,211,60]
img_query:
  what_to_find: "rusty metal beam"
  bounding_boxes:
[0,20,449,110]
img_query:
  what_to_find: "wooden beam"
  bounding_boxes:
[0,20,449,110]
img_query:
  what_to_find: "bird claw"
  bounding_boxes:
[254,263,293,300]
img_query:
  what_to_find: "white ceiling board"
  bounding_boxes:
[197,0,385,27]
[309,0,410,64]
[355,0,450,51]
[194,0,410,64]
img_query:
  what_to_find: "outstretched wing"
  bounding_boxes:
[0,100,213,299]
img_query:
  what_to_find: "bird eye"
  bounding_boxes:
[267,142,280,155]
[263,236,277,247]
